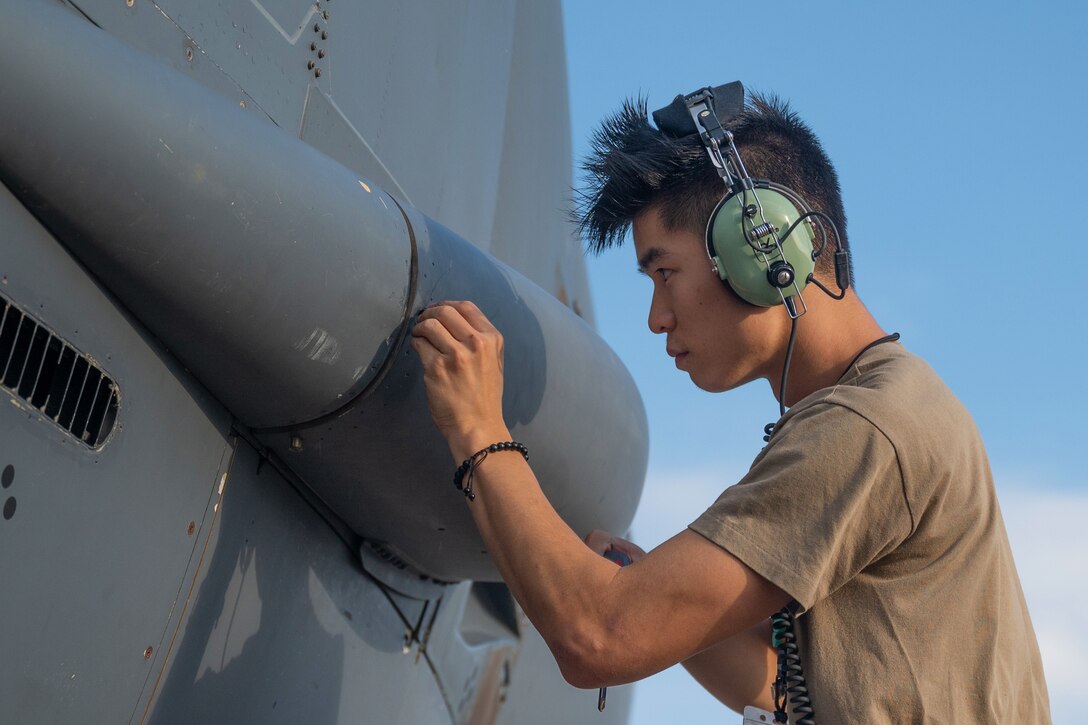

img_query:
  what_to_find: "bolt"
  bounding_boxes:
[318,49,325,58]
[314,68,322,78]
[187,521,195,536]
[185,47,193,62]
[314,23,320,32]
[307,60,315,70]
[321,30,328,39]
[143,646,153,660]
[310,41,317,51]
[289,435,304,452]
[239,99,247,109]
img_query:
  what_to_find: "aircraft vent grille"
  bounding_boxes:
[0,291,119,448]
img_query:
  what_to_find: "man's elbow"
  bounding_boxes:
[551,630,612,689]
[551,614,641,689]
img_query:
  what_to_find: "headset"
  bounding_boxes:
[651,81,850,319]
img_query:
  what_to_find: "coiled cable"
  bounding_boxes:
[772,606,817,725]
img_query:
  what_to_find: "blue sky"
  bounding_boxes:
[562,2,1088,722]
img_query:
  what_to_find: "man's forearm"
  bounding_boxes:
[448,431,628,685]
[682,619,777,714]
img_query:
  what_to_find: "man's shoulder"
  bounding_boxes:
[799,343,971,441]
[775,343,983,499]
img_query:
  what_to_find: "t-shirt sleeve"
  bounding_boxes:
[689,401,912,611]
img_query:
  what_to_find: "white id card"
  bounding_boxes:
[742,705,785,724]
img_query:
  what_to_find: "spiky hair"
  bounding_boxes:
[575,92,851,283]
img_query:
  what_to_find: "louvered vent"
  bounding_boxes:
[0,291,119,448]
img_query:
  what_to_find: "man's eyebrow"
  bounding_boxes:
[637,247,666,275]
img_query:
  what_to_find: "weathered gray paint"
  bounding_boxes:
[0,0,647,721]
[67,0,593,320]
[256,207,647,582]
[0,0,647,583]
[0,175,636,724]
[0,182,233,722]
[145,441,457,724]
[0,2,413,428]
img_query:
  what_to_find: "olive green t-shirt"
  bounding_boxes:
[690,343,1050,723]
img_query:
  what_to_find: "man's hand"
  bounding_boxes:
[410,301,511,459]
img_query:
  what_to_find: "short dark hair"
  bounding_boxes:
[576,91,850,283]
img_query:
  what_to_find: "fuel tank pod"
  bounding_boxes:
[0,0,647,582]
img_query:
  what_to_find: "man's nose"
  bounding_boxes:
[647,294,675,334]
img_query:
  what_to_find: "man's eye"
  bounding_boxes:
[657,269,673,281]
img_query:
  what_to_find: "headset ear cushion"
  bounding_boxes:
[706,188,816,307]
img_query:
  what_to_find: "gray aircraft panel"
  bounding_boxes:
[149,0,320,131]
[145,435,636,724]
[64,0,275,125]
[487,0,594,323]
[300,87,412,204]
[318,0,518,253]
[64,0,593,323]
[146,441,455,724]
[0,184,233,722]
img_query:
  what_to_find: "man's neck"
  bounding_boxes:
[773,291,889,408]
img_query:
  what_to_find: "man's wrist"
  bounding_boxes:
[446,424,514,463]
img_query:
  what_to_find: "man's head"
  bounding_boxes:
[576,91,849,286]
[576,90,854,394]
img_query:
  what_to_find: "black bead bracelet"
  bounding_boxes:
[453,441,529,501]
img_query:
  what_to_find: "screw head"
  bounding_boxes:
[307,60,315,70]
[187,521,195,536]
[768,262,795,289]
[289,435,304,452]
[314,68,322,78]
[321,30,328,40]
[185,47,194,62]
[143,646,153,660]
[318,49,325,58]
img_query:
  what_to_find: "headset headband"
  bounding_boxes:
[651,81,745,139]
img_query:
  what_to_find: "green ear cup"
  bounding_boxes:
[706,187,816,307]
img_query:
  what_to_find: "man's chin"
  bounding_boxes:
[687,369,751,394]
[688,372,730,394]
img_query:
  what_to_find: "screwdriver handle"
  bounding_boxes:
[603,547,633,567]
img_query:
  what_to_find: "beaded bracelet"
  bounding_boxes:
[453,441,529,501]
